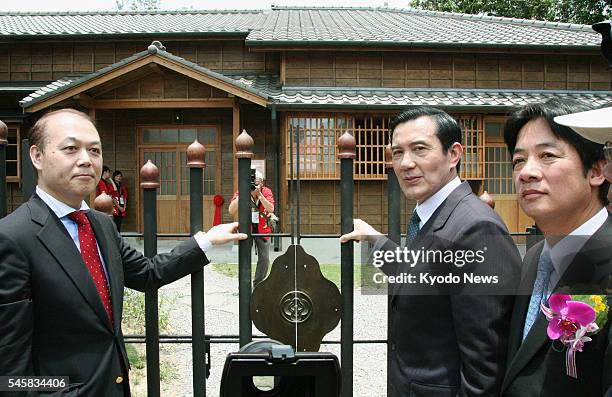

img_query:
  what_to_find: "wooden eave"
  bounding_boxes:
[23,52,269,113]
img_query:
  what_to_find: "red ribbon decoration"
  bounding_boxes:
[213,194,224,226]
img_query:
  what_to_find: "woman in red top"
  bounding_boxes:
[96,165,119,217]
[111,170,128,232]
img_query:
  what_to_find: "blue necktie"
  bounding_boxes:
[405,210,421,248]
[523,249,554,340]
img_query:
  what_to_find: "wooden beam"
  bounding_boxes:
[25,53,269,113]
[75,93,94,109]
[280,52,286,86]
[89,69,155,98]
[92,99,235,109]
[232,99,240,194]
[152,57,269,107]
[25,55,162,113]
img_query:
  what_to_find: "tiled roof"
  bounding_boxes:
[19,42,269,108]
[269,86,612,108]
[0,7,599,48]
[0,10,263,36]
[248,6,598,48]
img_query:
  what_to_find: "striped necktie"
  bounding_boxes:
[405,210,421,247]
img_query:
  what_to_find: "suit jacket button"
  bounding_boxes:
[115,376,124,384]
[390,343,396,351]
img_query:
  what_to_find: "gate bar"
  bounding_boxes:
[385,144,401,397]
[187,140,207,396]
[235,130,254,347]
[141,160,161,397]
[0,120,7,218]
[338,132,356,397]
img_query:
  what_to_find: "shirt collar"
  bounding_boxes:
[36,185,90,219]
[415,176,462,228]
[545,207,609,280]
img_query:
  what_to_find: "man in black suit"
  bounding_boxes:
[341,107,520,396]
[500,99,611,397]
[0,108,246,395]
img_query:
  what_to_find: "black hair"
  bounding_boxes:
[102,165,110,173]
[113,170,123,178]
[389,107,462,172]
[504,98,608,206]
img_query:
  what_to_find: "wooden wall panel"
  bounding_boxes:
[283,51,611,90]
[3,40,276,84]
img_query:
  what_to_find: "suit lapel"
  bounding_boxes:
[31,196,111,330]
[87,211,123,331]
[428,182,472,233]
[503,243,548,389]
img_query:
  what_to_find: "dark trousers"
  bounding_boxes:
[113,216,123,232]
[249,236,270,286]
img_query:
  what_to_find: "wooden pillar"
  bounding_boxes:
[89,107,97,206]
[232,99,240,193]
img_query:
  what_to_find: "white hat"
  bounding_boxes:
[255,170,264,180]
[554,107,612,144]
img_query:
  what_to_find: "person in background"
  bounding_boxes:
[111,170,127,232]
[97,165,119,218]
[228,169,275,287]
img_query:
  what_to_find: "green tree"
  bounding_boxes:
[410,0,611,25]
[115,0,161,11]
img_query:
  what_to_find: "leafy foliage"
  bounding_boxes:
[410,0,611,25]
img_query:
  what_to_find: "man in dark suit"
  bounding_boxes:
[341,107,521,396]
[0,108,246,395]
[500,99,611,397]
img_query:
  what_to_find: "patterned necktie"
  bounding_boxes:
[405,210,421,247]
[69,210,114,326]
[522,249,554,340]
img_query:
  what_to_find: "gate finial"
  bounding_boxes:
[235,129,254,159]
[140,159,160,189]
[337,131,355,159]
[94,192,114,216]
[187,140,206,168]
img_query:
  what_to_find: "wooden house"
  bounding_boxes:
[1,6,610,234]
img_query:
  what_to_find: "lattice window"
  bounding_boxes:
[456,115,485,180]
[286,113,486,181]
[286,113,390,180]
[483,118,515,194]
[354,115,390,179]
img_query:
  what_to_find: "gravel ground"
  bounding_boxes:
[125,239,388,397]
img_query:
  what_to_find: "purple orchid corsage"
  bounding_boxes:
[540,293,609,379]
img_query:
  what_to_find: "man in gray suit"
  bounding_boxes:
[500,99,611,397]
[341,107,520,396]
[0,108,246,396]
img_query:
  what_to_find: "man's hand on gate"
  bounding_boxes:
[204,222,248,245]
[339,219,382,243]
